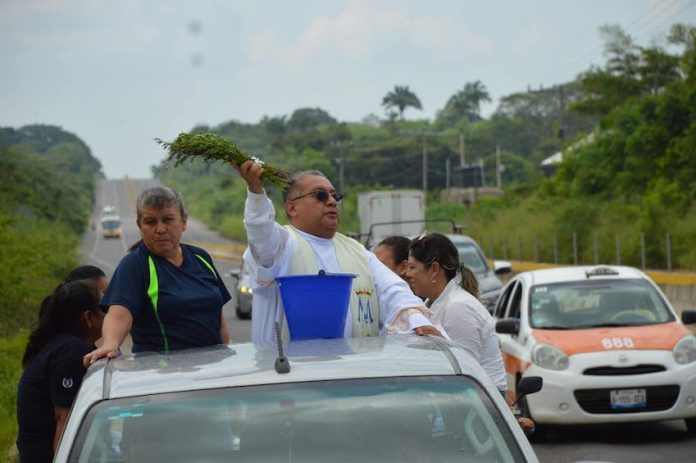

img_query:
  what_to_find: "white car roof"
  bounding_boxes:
[518,265,649,286]
[445,234,477,245]
[83,336,489,401]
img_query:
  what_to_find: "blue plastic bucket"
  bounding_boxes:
[276,271,356,340]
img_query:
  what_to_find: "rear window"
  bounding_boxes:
[455,242,489,274]
[70,376,524,462]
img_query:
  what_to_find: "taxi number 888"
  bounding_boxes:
[601,337,635,349]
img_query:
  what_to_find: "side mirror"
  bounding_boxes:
[682,310,696,325]
[494,260,512,275]
[514,376,543,406]
[495,318,520,336]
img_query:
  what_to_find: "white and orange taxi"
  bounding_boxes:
[493,265,696,432]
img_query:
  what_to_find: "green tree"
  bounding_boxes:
[639,46,680,94]
[381,85,422,119]
[437,80,492,124]
[573,25,683,116]
[261,115,287,137]
[287,107,337,131]
[600,25,641,78]
[668,23,696,84]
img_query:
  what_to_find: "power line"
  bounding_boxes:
[625,0,680,33]
[634,0,696,43]
[537,0,690,86]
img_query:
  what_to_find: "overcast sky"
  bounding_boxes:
[1,0,694,179]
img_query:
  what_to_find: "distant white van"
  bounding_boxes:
[100,215,122,239]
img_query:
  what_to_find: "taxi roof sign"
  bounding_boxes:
[585,266,620,278]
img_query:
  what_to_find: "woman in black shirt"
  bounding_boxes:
[16,279,104,462]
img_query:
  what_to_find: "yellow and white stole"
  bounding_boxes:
[285,225,380,337]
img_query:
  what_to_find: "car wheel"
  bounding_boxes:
[685,418,696,435]
[236,306,251,320]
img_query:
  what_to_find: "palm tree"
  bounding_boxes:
[381,85,422,119]
[441,80,491,122]
[462,80,491,117]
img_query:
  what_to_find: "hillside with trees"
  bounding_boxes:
[154,23,695,269]
[0,123,103,332]
[0,125,102,458]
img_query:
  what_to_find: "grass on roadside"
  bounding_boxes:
[0,332,27,463]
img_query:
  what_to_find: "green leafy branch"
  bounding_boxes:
[155,132,291,189]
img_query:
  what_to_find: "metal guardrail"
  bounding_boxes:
[190,241,245,263]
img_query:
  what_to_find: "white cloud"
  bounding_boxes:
[511,25,543,55]
[246,0,491,65]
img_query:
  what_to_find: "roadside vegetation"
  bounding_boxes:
[0,125,102,460]
[156,23,696,269]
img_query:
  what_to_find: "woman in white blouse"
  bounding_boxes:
[406,232,508,395]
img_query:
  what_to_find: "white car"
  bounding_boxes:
[493,265,696,433]
[102,204,117,214]
[54,336,539,462]
[229,261,253,319]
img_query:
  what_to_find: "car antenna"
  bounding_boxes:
[274,321,290,374]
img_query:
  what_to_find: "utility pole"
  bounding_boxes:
[445,157,451,189]
[459,132,466,167]
[331,140,349,192]
[558,85,565,142]
[399,129,441,194]
[496,145,502,189]
[479,158,485,187]
[338,156,345,193]
[421,134,428,194]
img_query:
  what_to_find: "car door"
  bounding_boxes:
[495,279,528,388]
[493,281,515,321]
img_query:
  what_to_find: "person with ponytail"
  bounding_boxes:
[406,232,507,395]
[16,279,104,463]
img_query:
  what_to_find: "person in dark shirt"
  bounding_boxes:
[85,186,231,363]
[64,265,109,292]
[37,266,110,321]
[16,279,104,463]
[374,235,411,280]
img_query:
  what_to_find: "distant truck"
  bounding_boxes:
[357,190,425,248]
[356,190,510,312]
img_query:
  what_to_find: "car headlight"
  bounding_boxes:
[240,286,253,295]
[532,343,569,370]
[673,335,696,365]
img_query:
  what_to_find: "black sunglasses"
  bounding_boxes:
[289,189,345,203]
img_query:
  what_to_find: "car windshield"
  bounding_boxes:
[101,219,120,231]
[455,243,489,274]
[529,278,675,329]
[70,376,523,462]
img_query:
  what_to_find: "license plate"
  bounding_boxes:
[610,388,646,410]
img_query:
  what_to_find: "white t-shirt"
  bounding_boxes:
[243,190,431,345]
[427,278,507,391]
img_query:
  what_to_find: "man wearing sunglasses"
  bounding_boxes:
[235,160,443,345]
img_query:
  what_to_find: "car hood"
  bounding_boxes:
[532,322,690,355]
